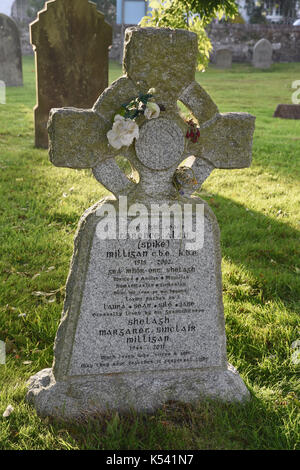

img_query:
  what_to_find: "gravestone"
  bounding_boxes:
[274,104,300,119]
[215,48,232,69]
[252,38,272,69]
[30,0,112,149]
[27,27,255,420]
[0,14,23,87]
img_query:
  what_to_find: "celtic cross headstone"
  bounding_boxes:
[27,27,255,419]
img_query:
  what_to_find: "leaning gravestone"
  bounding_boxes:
[215,48,232,69]
[30,0,112,149]
[252,38,272,69]
[0,14,23,87]
[27,27,255,419]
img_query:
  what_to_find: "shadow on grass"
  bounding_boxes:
[199,191,300,307]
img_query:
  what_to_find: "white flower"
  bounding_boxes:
[3,405,14,417]
[144,102,160,120]
[107,114,139,149]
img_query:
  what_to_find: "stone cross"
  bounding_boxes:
[48,27,255,200]
[30,0,112,148]
[27,28,255,419]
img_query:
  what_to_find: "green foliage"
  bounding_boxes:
[118,92,154,119]
[140,0,238,70]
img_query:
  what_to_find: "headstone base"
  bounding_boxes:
[27,364,250,419]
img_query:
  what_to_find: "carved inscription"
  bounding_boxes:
[69,233,224,375]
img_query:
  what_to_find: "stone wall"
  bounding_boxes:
[110,24,300,64]
[208,24,300,63]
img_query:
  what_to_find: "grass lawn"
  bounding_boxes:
[0,56,299,450]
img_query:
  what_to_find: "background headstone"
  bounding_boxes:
[215,48,232,69]
[252,38,272,69]
[30,0,112,149]
[274,104,300,119]
[0,13,23,86]
[27,27,255,420]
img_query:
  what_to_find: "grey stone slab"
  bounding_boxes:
[253,38,273,69]
[215,48,232,69]
[0,14,23,87]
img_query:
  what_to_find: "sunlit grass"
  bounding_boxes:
[0,57,299,450]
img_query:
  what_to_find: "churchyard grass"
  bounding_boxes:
[0,56,299,450]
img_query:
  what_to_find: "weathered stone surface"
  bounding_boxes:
[28,363,249,419]
[0,14,23,87]
[123,27,198,107]
[27,199,250,419]
[215,48,232,69]
[253,38,273,69]
[27,27,255,419]
[197,112,256,169]
[179,81,219,126]
[30,0,112,148]
[273,104,300,120]
[48,108,109,169]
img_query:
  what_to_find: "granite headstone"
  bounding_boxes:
[215,48,232,69]
[0,14,23,87]
[27,27,255,420]
[30,0,112,148]
[253,38,272,69]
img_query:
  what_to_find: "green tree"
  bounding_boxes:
[140,0,238,71]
